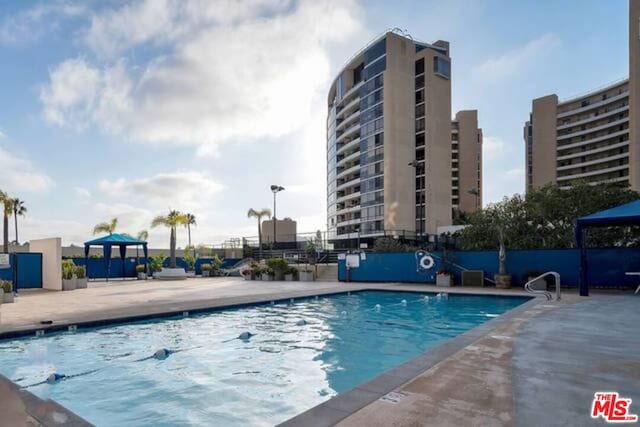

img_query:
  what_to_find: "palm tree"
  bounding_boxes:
[12,198,26,245]
[93,217,118,235]
[151,210,187,269]
[0,191,11,253]
[185,213,196,257]
[247,208,271,259]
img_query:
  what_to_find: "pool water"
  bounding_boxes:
[0,291,528,426]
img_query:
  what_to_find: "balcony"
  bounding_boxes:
[557,164,628,181]
[556,129,628,151]
[557,141,628,161]
[557,91,628,119]
[336,191,361,204]
[337,164,361,180]
[336,177,361,192]
[337,150,360,168]
[336,137,361,156]
[557,105,629,131]
[336,123,360,145]
[557,117,628,141]
[557,152,629,172]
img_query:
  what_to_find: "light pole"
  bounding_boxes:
[270,185,285,247]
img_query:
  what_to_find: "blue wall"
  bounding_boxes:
[338,248,640,288]
[0,253,43,289]
[70,257,242,278]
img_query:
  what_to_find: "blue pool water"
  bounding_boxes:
[0,291,527,426]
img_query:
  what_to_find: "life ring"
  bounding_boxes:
[419,255,435,270]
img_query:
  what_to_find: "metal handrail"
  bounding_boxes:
[524,271,561,301]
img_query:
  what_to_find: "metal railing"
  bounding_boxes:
[524,271,561,301]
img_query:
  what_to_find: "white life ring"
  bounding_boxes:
[419,255,435,270]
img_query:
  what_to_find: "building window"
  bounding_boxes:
[415,89,424,104]
[416,118,425,132]
[415,75,425,89]
[433,56,451,79]
[415,104,425,117]
[416,133,425,147]
[415,59,425,75]
[363,57,386,80]
[364,38,386,65]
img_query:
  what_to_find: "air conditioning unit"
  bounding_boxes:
[462,270,484,287]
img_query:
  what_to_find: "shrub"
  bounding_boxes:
[75,266,86,279]
[201,263,212,272]
[61,259,75,280]
[135,264,146,273]
[149,253,166,273]
[0,280,12,293]
[266,258,288,273]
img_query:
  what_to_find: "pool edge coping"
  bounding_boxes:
[277,295,542,427]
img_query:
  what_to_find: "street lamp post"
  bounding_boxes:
[270,185,285,247]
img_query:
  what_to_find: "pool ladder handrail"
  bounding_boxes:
[524,271,561,301]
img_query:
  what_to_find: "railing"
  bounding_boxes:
[524,271,561,301]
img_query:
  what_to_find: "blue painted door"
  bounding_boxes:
[15,253,43,289]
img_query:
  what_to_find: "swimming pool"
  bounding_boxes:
[0,291,528,426]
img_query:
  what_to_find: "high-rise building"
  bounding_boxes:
[452,110,483,213]
[524,1,640,192]
[326,31,454,248]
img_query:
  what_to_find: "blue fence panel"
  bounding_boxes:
[15,253,43,288]
[339,248,640,288]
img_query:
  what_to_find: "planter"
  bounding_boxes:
[243,274,252,281]
[62,278,76,291]
[299,271,315,282]
[186,271,196,278]
[274,271,285,281]
[284,273,294,282]
[137,272,147,280]
[202,270,210,277]
[261,273,273,281]
[526,276,546,291]
[153,268,188,280]
[3,291,14,303]
[0,289,3,304]
[75,277,88,289]
[436,273,453,287]
[494,274,512,289]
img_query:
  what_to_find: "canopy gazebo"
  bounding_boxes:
[84,234,148,281]
[575,199,640,296]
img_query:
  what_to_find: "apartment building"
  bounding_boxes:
[452,110,483,213]
[326,31,453,248]
[524,1,640,192]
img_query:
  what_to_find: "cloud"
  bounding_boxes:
[74,186,91,198]
[483,136,509,161]
[472,33,560,81]
[40,0,364,152]
[99,171,223,210]
[0,1,85,45]
[0,145,54,193]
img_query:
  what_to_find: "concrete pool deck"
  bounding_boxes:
[0,278,637,427]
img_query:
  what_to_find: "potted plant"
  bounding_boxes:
[261,267,274,281]
[61,259,76,291]
[75,266,88,289]
[523,270,547,290]
[201,263,212,277]
[300,239,316,282]
[284,266,297,281]
[266,258,288,281]
[436,247,454,287]
[1,280,14,303]
[136,264,147,280]
[210,254,223,277]
[183,248,198,277]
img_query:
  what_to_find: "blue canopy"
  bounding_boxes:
[84,233,148,280]
[575,199,640,296]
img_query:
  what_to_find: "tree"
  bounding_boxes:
[185,213,197,258]
[247,208,271,259]
[458,183,640,252]
[151,210,187,269]
[136,230,149,241]
[93,217,118,235]
[0,191,11,253]
[11,198,26,245]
